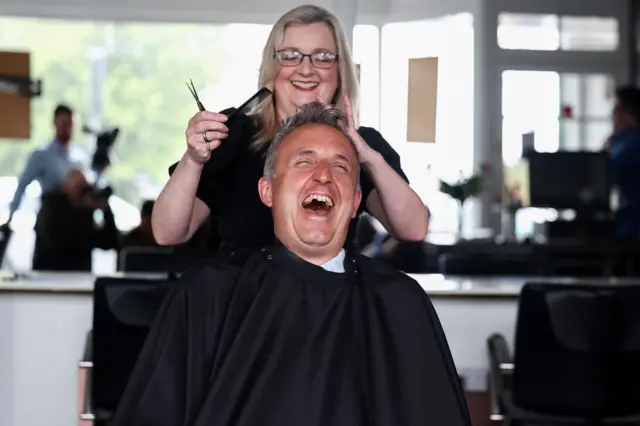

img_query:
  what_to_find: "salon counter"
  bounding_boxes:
[5,270,627,296]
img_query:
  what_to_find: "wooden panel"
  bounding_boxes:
[0,51,31,140]
[407,57,438,143]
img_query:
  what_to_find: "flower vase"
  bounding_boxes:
[501,207,517,242]
[456,199,465,240]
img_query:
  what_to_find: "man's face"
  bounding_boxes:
[54,112,73,143]
[258,124,361,262]
[612,99,638,133]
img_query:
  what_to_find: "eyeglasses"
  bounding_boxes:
[275,49,338,69]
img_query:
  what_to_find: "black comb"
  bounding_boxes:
[186,79,272,119]
[227,87,272,120]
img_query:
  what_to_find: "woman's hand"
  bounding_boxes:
[185,111,229,164]
[337,96,378,164]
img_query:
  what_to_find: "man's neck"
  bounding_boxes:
[277,238,344,267]
[56,137,70,147]
[297,250,342,267]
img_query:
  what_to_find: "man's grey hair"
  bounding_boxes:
[263,102,361,190]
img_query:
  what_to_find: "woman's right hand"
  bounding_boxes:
[185,111,229,164]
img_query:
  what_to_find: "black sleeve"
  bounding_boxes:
[357,127,410,213]
[167,107,247,215]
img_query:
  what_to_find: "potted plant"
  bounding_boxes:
[439,163,491,239]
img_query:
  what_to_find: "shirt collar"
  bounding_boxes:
[320,249,346,273]
[50,138,69,153]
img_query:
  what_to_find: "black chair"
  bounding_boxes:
[118,246,177,272]
[488,282,640,425]
[80,276,171,425]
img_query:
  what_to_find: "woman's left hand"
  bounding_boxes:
[315,94,377,163]
[338,96,379,164]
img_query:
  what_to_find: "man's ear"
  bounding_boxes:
[258,176,273,208]
[351,190,362,218]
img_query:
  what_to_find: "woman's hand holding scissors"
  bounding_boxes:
[185,79,229,164]
[185,111,229,164]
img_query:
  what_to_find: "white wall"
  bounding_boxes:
[385,0,473,23]
[0,0,474,25]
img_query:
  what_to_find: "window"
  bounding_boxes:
[498,13,559,51]
[0,18,271,206]
[501,70,560,165]
[560,16,618,51]
[353,25,380,129]
[559,73,614,151]
[498,13,619,51]
[0,17,270,270]
[381,14,474,234]
[200,24,272,112]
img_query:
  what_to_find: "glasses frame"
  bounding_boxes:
[274,49,339,69]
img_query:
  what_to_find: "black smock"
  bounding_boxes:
[168,109,409,255]
[110,241,471,426]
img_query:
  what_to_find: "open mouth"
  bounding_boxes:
[302,194,334,215]
[291,81,319,91]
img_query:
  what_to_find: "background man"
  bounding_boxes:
[7,104,81,222]
[607,86,640,239]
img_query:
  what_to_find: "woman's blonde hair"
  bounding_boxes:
[251,4,359,150]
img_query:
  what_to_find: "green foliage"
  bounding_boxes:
[0,17,228,206]
[439,172,485,204]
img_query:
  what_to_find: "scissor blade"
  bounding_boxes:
[186,79,206,111]
[186,81,197,99]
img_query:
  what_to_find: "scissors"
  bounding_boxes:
[186,78,206,112]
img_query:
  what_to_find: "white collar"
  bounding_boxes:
[320,249,346,273]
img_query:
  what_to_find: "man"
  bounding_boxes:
[32,169,119,271]
[7,104,81,222]
[111,102,470,426]
[607,86,640,239]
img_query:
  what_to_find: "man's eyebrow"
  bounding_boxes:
[334,153,350,164]
[291,149,352,165]
[293,149,317,158]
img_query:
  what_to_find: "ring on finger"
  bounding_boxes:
[202,131,211,143]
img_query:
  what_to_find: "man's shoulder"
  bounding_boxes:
[354,254,418,287]
[353,254,428,302]
[28,140,58,158]
[176,256,241,294]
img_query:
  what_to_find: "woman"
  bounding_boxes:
[152,4,429,258]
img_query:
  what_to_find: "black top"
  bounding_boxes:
[169,109,409,254]
[110,241,471,426]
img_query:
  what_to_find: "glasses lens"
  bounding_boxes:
[276,50,338,68]
[276,50,302,66]
[311,52,337,69]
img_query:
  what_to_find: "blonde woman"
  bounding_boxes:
[153,4,429,258]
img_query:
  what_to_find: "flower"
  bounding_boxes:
[561,104,573,119]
